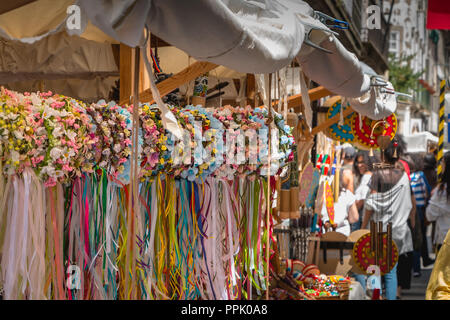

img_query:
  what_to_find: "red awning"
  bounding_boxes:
[427,0,450,30]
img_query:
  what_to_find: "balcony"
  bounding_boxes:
[304,0,389,75]
[362,0,390,74]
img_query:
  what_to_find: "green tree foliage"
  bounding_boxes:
[388,53,425,100]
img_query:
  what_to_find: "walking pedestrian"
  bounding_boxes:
[410,153,434,278]
[351,150,375,231]
[361,138,414,300]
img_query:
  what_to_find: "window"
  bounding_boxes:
[389,30,400,54]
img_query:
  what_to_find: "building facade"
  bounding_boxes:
[382,0,449,141]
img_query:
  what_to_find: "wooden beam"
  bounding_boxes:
[246,74,256,105]
[289,86,332,111]
[121,61,218,105]
[308,106,354,138]
[119,44,133,104]
[0,0,37,15]
[258,86,333,109]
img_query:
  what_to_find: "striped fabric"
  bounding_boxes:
[411,171,429,207]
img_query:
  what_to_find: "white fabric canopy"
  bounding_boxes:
[0,0,401,121]
[79,0,309,74]
[0,0,373,96]
[348,81,397,120]
[0,31,118,80]
[346,62,397,120]
[296,31,371,98]
[403,131,438,153]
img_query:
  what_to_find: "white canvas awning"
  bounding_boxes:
[0,0,400,120]
[404,131,439,153]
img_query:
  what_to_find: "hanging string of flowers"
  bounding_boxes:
[0,88,295,183]
[0,87,296,300]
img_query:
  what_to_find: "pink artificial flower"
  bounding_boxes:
[65,118,75,126]
[24,92,30,96]
[123,138,132,146]
[31,156,44,167]
[51,102,65,109]
[147,153,159,168]
[44,177,57,188]
[62,164,73,172]
[118,158,127,164]
[73,123,80,129]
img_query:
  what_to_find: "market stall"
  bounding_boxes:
[0,0,400,301]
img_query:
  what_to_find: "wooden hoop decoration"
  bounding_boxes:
[324,97,355,143]
[352,232,399,275]
[352,114,397,150]
[298,162,314,206]
[324,181,335,226]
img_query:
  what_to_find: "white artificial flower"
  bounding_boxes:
[31,94,41,106]
[36,127,46,135]
[59,109,69,117]
[50,147,63,161]
[66,130,77,141]
[41,165,56,177]
[13,130,24,139]
[61,148,76,161]
[54,170,65,178]
[52,126,63,138]
[11,150,20,162]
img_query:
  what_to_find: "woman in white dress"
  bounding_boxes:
[362,138,414,300]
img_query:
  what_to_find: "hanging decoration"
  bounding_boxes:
[352,232,399,276]
[351,113,397,150]
[0,87,296,300]
[324,97,355,143]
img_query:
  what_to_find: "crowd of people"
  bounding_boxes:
[320,136,450,300]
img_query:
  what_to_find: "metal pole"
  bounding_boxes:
[438,79,446,182]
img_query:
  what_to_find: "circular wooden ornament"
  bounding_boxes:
[325,97,355,143]
[352,113,397,150]
[352,232,399,275]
